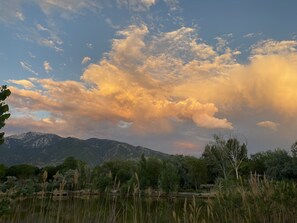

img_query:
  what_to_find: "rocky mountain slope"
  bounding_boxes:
[0,132,169,167]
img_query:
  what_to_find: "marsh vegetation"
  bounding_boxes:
[1,135,297,222]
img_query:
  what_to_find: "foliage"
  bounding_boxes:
[203,136,230,180]
[203,135,247,180]
[138,155,163,190]
[159,160,180,193]
[183,156,208,190]
[6,164,40,179]
[0,85,11,144]
[0,164,7,180]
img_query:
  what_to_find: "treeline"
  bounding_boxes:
[1,135,297,195]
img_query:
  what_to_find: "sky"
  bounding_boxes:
[1,0,297,156]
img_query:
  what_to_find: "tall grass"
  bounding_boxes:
[1,174,297,222]
[173,174,297,223]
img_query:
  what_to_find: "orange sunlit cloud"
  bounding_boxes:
[174,141,198,150]
[257,121,279,131]
[6,25,297,140]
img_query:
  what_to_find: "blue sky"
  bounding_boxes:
[1,0,297,155]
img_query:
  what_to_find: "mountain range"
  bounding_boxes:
[0,132,170,167]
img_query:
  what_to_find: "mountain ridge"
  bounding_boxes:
[0,132,170,167]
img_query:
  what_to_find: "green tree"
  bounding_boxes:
[264,149,295,180]
[225,138,248,179]
[291,141,297,158]
[184,156,208,190]
[203,135,229,180]
[6,164,40,179]
[0,85,11,144]
[249,152,268,175]
[203,135,248,180]
[159,160,180,193]
[0,164,7,180]
[138,155,162,189]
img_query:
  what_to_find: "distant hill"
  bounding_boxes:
[0,132,170,167]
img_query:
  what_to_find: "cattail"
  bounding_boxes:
[42,170,48,183]
[73,169,80,189]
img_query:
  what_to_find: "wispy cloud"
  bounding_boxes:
[105,18,120,29]
[8,79,35,89]
[164,0,180,11]
[43,61,53,73]
[257,121,279,131]
[81,56,91,64]
[36,23,49,31]
[174,140,197,150]
[86,43,93,49]
[116,0,157,11]
[39,39,63,52]
[28,52,36,58]
[243,32,262,38]
[20,61,39,76]
[16,24,64,52]
[0,1,23,24]
[15,11,25,21]
[36,0,101,18]
[0,0,101,26]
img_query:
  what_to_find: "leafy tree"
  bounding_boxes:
[291,141,297,158]
[203,135,248,180]
[92,165,113,191]
[184,156,208,190]
[225,138,248,179]
[159,160,180,193]
[250,149,296,180]
[0,85,11,144]
[138,155,162,189]
[203,135,230,180]
[58,156,78,172]
[91,160,137,191]
[6,164,40,179]
[264,149,295,180]
[42,165,59,180]
[0,164,7,180]
[249,152,268,175]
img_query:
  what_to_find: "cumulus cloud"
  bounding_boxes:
[225,54,297,116]
[9,25,236,136]
[10,24,297,140]
[257,121,279,131]
[251,39,297,56]
[81,56,91,64]
[43,61,53,73]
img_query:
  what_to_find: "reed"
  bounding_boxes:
[1,174,297,223]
